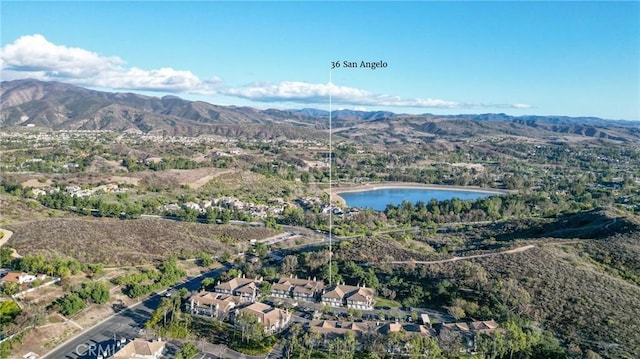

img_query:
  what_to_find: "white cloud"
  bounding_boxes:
[222,81,529,109]
[1,34,531,110]
[0,34,215,93]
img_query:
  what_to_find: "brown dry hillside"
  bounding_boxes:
[334,236,436,263]
[471,241,640,358]
[0,194,72,224]
[5,218,279,266]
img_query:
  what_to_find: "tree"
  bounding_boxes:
[1,282,20,296]
[321,262,342,285]
[0,300,21,328]
[254,243,269,258]
[463,262,488,292]
[86,263,104,277]
[361,268,380,289]
[178,207,199,222]
[281,255,298,274]
[176,342,199,359]
[2,304,45,337]
[220,251,231,262]
[218,209,231,224]
[198,252,215,267]
[264,217,282,231]
[284,323,304,359]
[0,248,13,267]
[446,305,465,320]
[88,282,110,304]
[58,293,86,316]
[504,321,529,359]
[408,335,443,359]
[437,329,463,357]
[204,207,219,224]
[300,171,310,185]
[200,277,215,291]
[127,284,148,298]
[235,311,264,344]
[260,281,272,297]
[332,331,357,359]
[477,332,508,359]
[495,278,531,315]
[222,269,242,281]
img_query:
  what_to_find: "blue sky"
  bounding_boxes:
[1,1,638,120]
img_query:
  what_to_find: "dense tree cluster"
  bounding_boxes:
[146,288,191,338]
[54,281,110,316]
[1,252,99,279]
[116,258,186,298]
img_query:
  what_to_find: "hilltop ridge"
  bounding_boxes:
[2,79,639,143]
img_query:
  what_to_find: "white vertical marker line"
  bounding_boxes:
[328,70,333,287]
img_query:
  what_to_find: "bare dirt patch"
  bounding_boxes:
[72,302,117,329]
[188,171,232,189]
[20,178,53,188]
[18,283,64,305]
[178,259,213,277]
[133,168,235,190]
[450,162,486,172]
[146,168,234,188]
[9,321,80,359]
[85,155,125,173]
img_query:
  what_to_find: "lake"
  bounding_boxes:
[337,187,500,211]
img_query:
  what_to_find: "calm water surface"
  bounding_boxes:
[338,188,497,211]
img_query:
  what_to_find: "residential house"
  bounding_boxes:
[183,202,203,213]
[441,320,499,353]
[321,283,375,310]
[111,338,165,359]
[237,302,291,334]
[404,323,436,336]
[271,276,324,302]
[468,320,499,334]
[378,322,403,335]
[441,320,499,335]
[215,275,262,303]
[1,272,46,285]
[379,323,435,337]
[420,313,431,326]
[188,291,238,320]
[307,320,371,341]
[32,188,47,197]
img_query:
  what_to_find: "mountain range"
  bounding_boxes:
[1,79,639,143]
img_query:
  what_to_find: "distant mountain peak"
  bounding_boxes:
[1,79,638,142]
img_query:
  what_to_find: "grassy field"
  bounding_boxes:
[374,297,402,308]
[5,217,280,266]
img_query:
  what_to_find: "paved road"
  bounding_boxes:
[41,264,231,359]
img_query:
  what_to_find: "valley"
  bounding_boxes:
[0,80,639,359]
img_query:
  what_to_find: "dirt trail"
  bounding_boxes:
[188,169,233,189]
[0,228,22,258]
[384,244,536,265]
